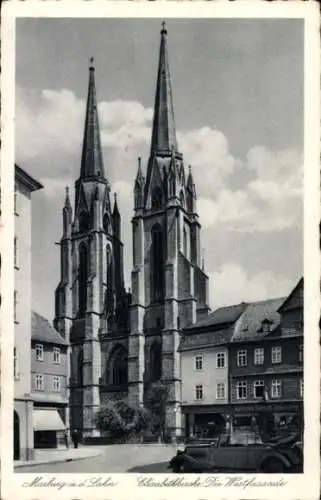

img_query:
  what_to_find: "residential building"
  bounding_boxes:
[229,281,303,427]
[179,281,304,438]
[54,24,209,440]
[14,165,43,460]
[31,312,68,448]
[179,304,246,438]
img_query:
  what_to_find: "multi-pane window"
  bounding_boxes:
[216,352,226,368]
[53,347,61,364]
[194,354,203,371]
[35,343,44,361]
[300,378,304,398]
[14,236,18,268]
[14,290,18,323]
[299,344,303,363]
[52,376,61,392]
[271,346,282,364]
[35,374,44,391]
[253,380,265,398]
[271,379,282,398]
[236,381,247,399]
[254,348,264,365]
[195,384,203,401]
[216,383,225,400]
[237,350,247,367]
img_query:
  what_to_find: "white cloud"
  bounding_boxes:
[197,145,302,233]
[209,263,293,309]
[16,88,84,163]
[178,127,239,194]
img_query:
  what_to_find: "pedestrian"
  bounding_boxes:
[71,429,79,449]
[64,431,69,449]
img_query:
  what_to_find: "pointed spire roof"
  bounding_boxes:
[187,165,196,196]
[64,186,72,210]
[150,23,177,155]
[113,192,120,217]
[135,157,145,184]
[80,58,105,179]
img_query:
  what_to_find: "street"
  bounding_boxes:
[15,444,177,473]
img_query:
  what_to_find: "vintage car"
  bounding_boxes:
[168,431,303,473]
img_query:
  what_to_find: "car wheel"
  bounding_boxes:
[261,458,285,473]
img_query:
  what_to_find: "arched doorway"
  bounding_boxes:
[14,411,20,460]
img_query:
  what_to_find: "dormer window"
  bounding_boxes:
[151,186,163,210]
[261,319,272,333]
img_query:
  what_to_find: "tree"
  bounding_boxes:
[145,381,169,441]
[95,400,151,442]
[134,406,151,433]
[95,402,126,441]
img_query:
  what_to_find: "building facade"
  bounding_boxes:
[179,304,246,437]
[14,165,43,460]
[229,291,303,425]
[31,312,68,448]
[179,282,303,438]
[54,25,209,439]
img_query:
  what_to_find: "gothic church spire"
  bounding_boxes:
[80,57,105,179]
[150,23,177,155]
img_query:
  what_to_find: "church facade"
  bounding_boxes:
[54,24,210,440]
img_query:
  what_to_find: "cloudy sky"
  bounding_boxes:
[15,18,303,322]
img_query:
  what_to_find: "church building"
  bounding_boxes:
[54,24,210,440]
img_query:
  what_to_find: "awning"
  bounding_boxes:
[33,409,66,431]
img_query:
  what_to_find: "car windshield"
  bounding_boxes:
[219,431,263,446]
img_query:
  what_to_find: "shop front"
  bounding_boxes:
[182,405,232,438]
[33,407,66,449]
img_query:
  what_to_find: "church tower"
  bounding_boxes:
[54,59,129,438]
[129,24,210,439]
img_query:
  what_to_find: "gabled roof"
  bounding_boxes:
[184,303,247,331]
[178,326,233,352]
[31,311,68,346]
[231,297,285,342]
[179,297,287,351]
[278,278,303,313]
[15,164,43,192]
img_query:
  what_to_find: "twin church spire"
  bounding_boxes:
[150,22,178,156]
[80,57,105,180]
[77,23,196,213]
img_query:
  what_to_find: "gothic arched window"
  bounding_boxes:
[187,191,194,213]
[151,224,164,303]
[151,186,163,210]
[106,245,114,317]
[77,349,83,386]
[109,346,128,386]
[150,341,162,382]
[183,227,188,257]
[169,175,175,198]
[180,190,185,208]
[79,211,89,233]
[103,213,111,234]
[78,243,88,316]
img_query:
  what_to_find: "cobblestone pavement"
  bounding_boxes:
[15,444,178,473]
